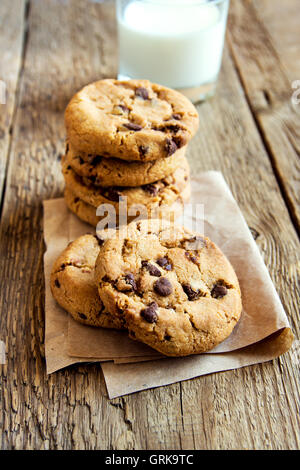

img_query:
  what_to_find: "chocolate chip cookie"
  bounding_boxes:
[65,79,199,161]
[64,183,191,227]
[65,141,187,188]
[64,187,103,227]
[50,234,124,329]
[62,155,190,215]
[94,220,242,356]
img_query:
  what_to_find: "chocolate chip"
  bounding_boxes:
[103,188,123,202]
[164,334,171,341]
[91,155,102,166]
[78,156,84,165]
[165,138,178,156]
[156,123,182,134]
[154,277,173,296]
[55,279,60,288]
[211,284,228,299]
[174,135,186,148]
[88,175,96,184]
[74,197,79,203]
[116,304,124,315]
[182,284,202,301]
[139,145,149,158]
[142,261,161,277]
[67,165,71,170]
[172,113,181,120]
[60,263,66,270]
[156,257,166,267]
[165,124,181,133]
[173,136,185,149]
[125,273,137,291]
[118,104,129,112]
[78,312,87,320]
[185,251,198,264]
[135,87,149,100]
[156,257,172,270]
[141,302,158,323]
[124,122,142,131]
[94,235,104,246]
[65,143,69,153]
[142,183,159,196]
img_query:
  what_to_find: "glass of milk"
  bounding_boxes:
[116,0,230,102]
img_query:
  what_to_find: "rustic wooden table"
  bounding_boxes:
[0,0,299,450]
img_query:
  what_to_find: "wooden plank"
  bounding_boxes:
[0,0,26,204]
[253,0,300,82]
[0,0,299,450]
[227,0,300,233]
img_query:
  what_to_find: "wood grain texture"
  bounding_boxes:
[253,0,300,82]
[0,0,26,204]
[227,0,300,233]
[0,0,299,450]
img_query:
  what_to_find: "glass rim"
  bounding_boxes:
[118,0,229,6]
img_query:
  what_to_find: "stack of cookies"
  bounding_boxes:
[62,79,199,227]
[51,220,242,357]
[52,79,242,357]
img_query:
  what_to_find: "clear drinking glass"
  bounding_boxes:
[116,0,230,103]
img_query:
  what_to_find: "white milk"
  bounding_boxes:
[117,0,229,90]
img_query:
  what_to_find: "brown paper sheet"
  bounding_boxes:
[102,329,293,398]
[43,172,293,394]
[67,316,161,359]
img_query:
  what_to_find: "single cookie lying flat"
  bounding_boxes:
[65,79,199,161]
[50,234,123,329]
[94,220,242,356]
[66,141,187,188]
[62,155,190,214]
